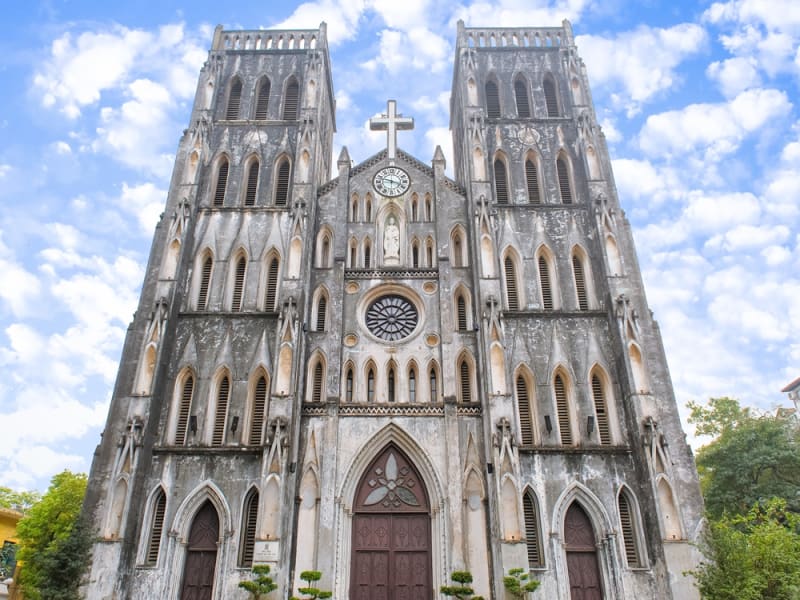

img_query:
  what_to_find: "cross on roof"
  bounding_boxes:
[370,100,414,161]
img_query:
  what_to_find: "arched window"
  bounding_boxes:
[411,194,418,221]
[525,157,541,204]
[554,373,572,445]
[315,293,327,332]
[618,489,643,567]
[426,239,434,267]
[197,254,213,310]
[458,356,472,402]
[367,366,375,403]
[365,196,373,222]
[349,239,357,268]
[244,159,259,206]
[212,375,230,447]
[485,80,500,118]
[557,155,573,204]
[452,230,465,267]
[429,365,438,402]
[254,78,271,119]
[283,77,299,120]
[363,240,372,269]
[516,373,534,446]
[523,490,544,567]
[514,77,531,118]
[350,195,358,222]
[144,488,166,566]
[425,195,432,221]
[408,364,417,403]
[274,158,291,206]
[213,158,229,207]
[174,373,194,445]
[319,234,331,268]
[494,157,509,204]
[345,366,354,403]
[543,76,559,117]
[239,488,259,567]
[311,360,324,403]
[249,375,268,445]
[572,254,588,310]
[226,77,242,119]
[456,292,468,331]
[504,254,519,311]
[412,240,420,268]
[264,255,279,311]
[591,373,612,445]
[388,367,396,402]
[538,255,553,310]
[231,254,247,311]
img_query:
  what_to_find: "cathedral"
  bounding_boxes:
[83,20,705,600]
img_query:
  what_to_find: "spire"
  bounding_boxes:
[433,145,446,166]
[337,146,351,166]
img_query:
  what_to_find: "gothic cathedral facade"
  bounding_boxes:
[84,20,704,600]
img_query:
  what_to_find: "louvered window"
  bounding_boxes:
[282,79,299,120]
[346,368,353,403]
[494,159,509,204]
[619,492,640,566]
[412,244,419,268]
[525,159,541,204]
[517,375,533,445]
[274,160,291,206]
[316,295,327,331]
[198,256,213,310]
[213,160,229,206]
[312,362,323,403]
[364,244,371,269]
[409,369,416,403]
[456,294,468,331]
[212,376,230,447]
[515,79,531,118]
[367,368,375,403]
[504,256,519,311]
[145,489,166,565]
[254,79,270,119]
[388,368,396,403]
[592,374,611,445]
[573,255,588,310]
[557,156,572,204]
[538,256,553,310]
[554,374,572,445]
[264,257,279,311]
[430,368,438,401]
[244,161,259,206]
[523,492,544,567]
[226,79,242,120]
[485,81,500,118]
[544,77,559,117]
[459,360,471,402]
[239,490,259,567]
[249,376,267,445]
[175,375,194,445]
[232,256,246,311]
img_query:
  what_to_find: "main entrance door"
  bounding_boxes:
[181,500,219,600]
[350,444,432,600]
[565,502,603,600]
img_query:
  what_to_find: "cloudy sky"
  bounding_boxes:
[1,0,798,492]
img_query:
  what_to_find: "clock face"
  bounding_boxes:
[373,167,410,197]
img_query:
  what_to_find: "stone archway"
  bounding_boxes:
[180,501,219,600]
[350,444,432,599]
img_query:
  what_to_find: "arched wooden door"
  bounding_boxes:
[565,502,603,600]
[181,500,219,600]
[350,444,432,600]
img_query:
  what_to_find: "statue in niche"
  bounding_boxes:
[384,215,400,261]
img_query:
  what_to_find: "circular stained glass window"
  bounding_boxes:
[365,295,419,341]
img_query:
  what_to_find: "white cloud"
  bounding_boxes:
[362,27,450,73]
[119,182,167,233]
[2,444,88,489]
[706,223,790,252]
[0,164,11,178]
[454,0,590,29]
[0,236,43,317]
[706,56,761,97]
[611,158,685,208]
[273,0,368,45]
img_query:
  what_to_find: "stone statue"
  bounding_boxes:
[384,215,400,259]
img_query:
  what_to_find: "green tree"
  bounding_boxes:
[688,397,800,518]
[239,564,278,599]
[289,570,332,599]
[690,499,800,600]
[15,470,90,600]
[440,571,485,600]
[503,568,540,598]
[0,487,41,514]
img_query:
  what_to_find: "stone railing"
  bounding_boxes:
[459,22,573,50]
[212,26,325,52]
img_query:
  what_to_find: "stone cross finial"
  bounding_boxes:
[370,99,414,160]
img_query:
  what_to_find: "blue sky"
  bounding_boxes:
[1,0,798,492]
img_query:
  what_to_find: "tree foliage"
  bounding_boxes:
[440,570,485,600]
[289,570,332,599]
[690,499,800,600]
[503,568,540,598]
[15,471,90,600]
[0,487,41,514]
[239,564,278,599]
[688,397,800,518]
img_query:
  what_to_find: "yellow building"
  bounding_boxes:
[0,507,22,600]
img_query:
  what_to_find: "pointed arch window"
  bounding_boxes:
[249,376,268,445]
[311,361,324,403]
[430,366,438,402]
[516,374,534,446]
[554,373,572,445]
[350,196,358,222]
[515,78,531,118]
[485,80,500,118]
[412,241,420,268]
[367,367,375,403]
[364,241,372,269]
[523,490,544,567]
[459,358,472,403]
[345,367,354,403]
[426,240,434,267]
[254,78,271,119]
[239,488,259,567]
[144,488,166,566]
[591,374,611,445]
[274,158,291,206]
[388,367,396,403]
[425,195,432,221]
[315,294,327,332]
[283,78,299,120]
[174,374,194,445]
[408,366,417,403]
[212,375,230,447]
[538,255,553,310]
[618,490,643,567]
[365,196,373,222]
[456,293,468,331]
[411,196,418,221]
[320,235,331,268]
[544,76,559,117]
[244,160,260,206]
[573,254,588,310]
[525,158,541,204]
[264,256,279,311]
[504,255,519,311]
[226,78,242,119]
[213,158,229,207]
[197,255,213,310]
[494,158,509,204]
[557,155,573,204]
[349,241,357,268]
[232,255,246,311]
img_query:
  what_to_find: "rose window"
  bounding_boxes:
[365,295,418,341]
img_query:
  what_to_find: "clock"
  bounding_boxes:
[373,167,410,197]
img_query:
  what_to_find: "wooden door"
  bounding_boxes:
[181,501,219,600]
[350,445,431,600]
[565,502,603,600]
